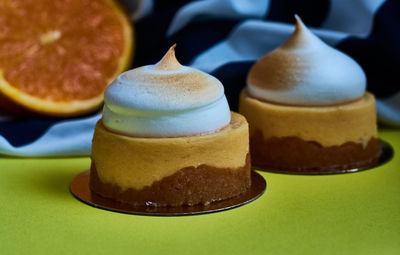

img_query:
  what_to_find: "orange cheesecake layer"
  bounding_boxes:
[90,112,249,191]
[239,89,378,147]
[90,154,251,207]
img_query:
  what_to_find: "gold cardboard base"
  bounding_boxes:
[253,140,393,175]
[70,170,266,216]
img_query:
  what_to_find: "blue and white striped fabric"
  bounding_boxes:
[1,0,399,157]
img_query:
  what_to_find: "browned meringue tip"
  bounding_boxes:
[293,14,307,36]
[281,14,309,49]
[155,43,182,70]
[294,14,304,30]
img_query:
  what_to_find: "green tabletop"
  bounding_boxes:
[1,129,399,255]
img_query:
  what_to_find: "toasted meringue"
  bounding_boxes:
[103,45,231,137]
[247,15,366,105]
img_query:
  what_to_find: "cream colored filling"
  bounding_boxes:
[239,89,377,148]
[91,112,249,191]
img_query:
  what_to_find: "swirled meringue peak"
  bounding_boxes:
[103,44,231,137]
[247,15,366,105]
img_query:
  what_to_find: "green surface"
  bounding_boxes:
[1,129,399,255]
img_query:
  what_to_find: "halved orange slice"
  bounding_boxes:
[0,0,133,117]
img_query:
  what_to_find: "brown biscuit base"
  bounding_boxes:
[250,131,381,171]
[90,154,251,207]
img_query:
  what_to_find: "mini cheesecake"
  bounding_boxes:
[239,16,381,172]
[90,45,251,206]
[91,112,250,206]
[240,90,380,171]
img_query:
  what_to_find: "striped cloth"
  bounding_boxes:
[0,0,399,157]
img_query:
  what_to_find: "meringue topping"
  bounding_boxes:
[247,15,366,105]
[102,45,231,137]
